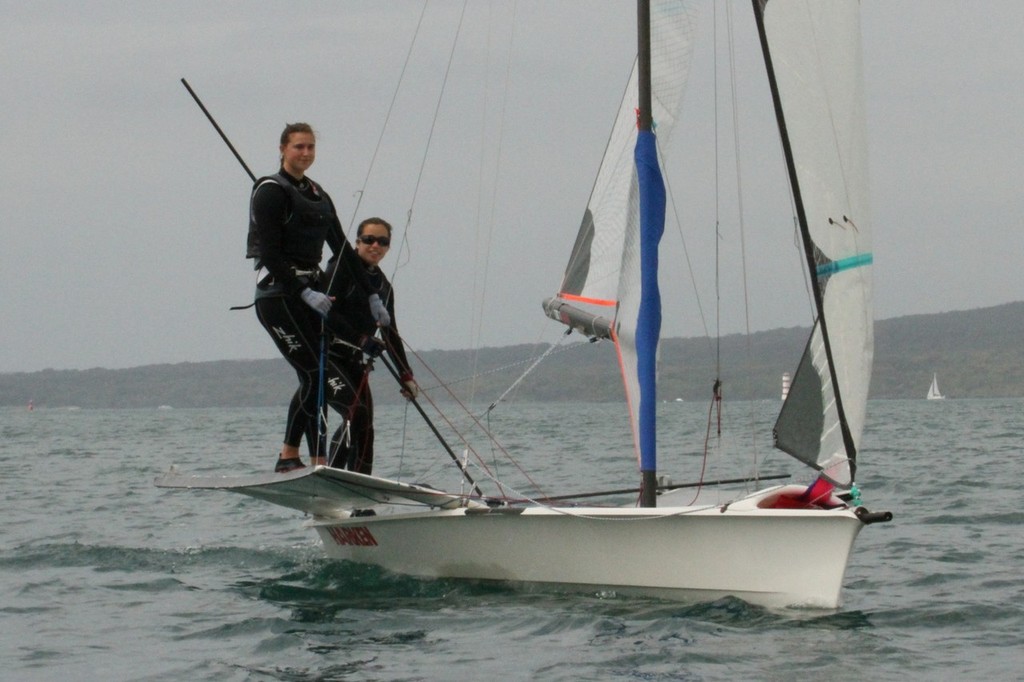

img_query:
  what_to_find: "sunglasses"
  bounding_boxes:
[358,235,391,247]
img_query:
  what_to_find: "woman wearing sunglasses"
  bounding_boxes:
[320,217,419,475]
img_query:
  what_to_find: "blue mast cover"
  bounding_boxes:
[634,129,665,474]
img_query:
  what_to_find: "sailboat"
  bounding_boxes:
[157,0,891,608]
[926,373,945,400]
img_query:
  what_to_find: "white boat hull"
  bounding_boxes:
[157,467,874,607]
[310,492,865,609]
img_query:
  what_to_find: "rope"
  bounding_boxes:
[418,338,596,392]
[485,329,571,413]
[682,379,722,506]
[400,341,552,500]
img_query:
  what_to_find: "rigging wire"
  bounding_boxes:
[484,328,571,414]
[726,1,753,348]
[660,141,711,345]
[415,337,591,392]
[468,1,519,408]
[400,342,552,500]
[389,0,471,289]
[344,0,431,240]
[698,0,723,492]
[724,0,762,484]
[712,1,722,385]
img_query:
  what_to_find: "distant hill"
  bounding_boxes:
[3,302,1023,408]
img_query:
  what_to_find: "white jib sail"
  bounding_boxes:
[763,0,874,486]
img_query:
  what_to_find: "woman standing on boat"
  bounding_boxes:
[250,123,389,473]
[321,217,418,475]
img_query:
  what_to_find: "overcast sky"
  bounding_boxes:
[1,1,1021,374]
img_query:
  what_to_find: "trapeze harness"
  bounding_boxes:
[245,172,338,303]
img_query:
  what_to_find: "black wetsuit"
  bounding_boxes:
[319,258,413,474]
[250,170,370,454]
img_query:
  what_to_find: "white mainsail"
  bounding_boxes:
[926,373,944,400]
[756,0,874,487]
[544,1,697,457]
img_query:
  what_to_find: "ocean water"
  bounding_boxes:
[2,398,1022,681]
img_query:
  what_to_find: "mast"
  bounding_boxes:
[635,0,663,507]
[637,1,654,133]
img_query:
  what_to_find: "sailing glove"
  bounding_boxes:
[400,372,419,400]
[368,294,391,327]
[300,288,332,317]
[360,335,385,358]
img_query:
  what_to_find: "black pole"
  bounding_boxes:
[377,353,485,498]
[637,0,653,134]
[181,78,256,182]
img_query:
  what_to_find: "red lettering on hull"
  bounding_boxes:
[326,526,378,547]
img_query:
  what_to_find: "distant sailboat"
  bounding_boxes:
[926,373,945,400]
[781,372,791,401]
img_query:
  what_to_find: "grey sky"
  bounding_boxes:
[1,1,1021,374]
